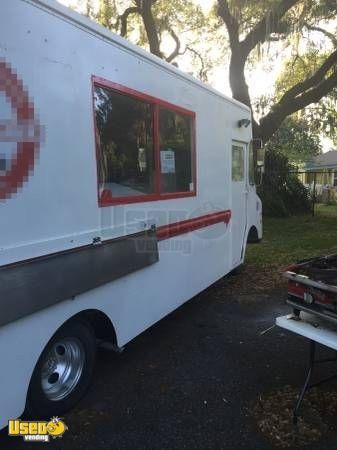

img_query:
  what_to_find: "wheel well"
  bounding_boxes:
[66,309,117,345]
[24,309,118,415]
[247,226,259,243]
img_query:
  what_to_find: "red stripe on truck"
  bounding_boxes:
[156,210,231,241]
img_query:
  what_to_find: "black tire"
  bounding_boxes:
[293,308,301,317]
[26,319,96,419]
[231,264,244,276]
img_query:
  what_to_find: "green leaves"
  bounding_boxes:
[264,115,322,163]
[75,0,337,146]
[258,149,312,216]
[275,51,337,145]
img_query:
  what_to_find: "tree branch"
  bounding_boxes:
[305,23,337,47]
[290,71,337,111]
[241,0,299,54]
[259,71,337,141]
[118,6,140,37]
[216,0,336,143]
[280,48,337,103]
[135,0,162,57]
[217,0,239,48]
[217,0,300,121]
[166,28,181,63]
[185,46,208,81]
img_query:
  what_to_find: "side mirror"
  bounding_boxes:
[256,148,265,173]
[252,139,265,185]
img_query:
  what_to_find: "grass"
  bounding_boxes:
[246,203,337,270]
[220,204,337,295]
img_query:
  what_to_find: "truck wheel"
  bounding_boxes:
[26,319,96,418]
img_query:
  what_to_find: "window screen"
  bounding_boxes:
[232,145,244,182]
[93,79,196,205]
[94,85,155,198]
[159,108,193,193]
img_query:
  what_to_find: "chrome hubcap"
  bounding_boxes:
[41,338,85,402]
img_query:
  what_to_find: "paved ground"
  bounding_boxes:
[1,278,337,450]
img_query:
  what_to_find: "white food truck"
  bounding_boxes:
[0,0,262,428]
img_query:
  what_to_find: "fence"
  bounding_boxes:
[292,170,337,217]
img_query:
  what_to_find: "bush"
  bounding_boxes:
[258,150,311,217]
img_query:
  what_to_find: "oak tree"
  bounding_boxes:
[217,0,337,142]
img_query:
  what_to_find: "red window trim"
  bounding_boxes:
[92,75,197,207]
[156,210,232,241]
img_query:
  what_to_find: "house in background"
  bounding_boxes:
[299,150,337,203]
[299,150,337,187]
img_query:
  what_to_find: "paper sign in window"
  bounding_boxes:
[160,149,176,174]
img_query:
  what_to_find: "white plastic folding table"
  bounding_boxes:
[276,313,337,424]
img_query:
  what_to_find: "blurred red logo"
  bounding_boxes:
[0,59,44,201]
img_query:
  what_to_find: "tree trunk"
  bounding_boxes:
[229,48,262,139]
[139,1,161,58]
[257,114,282,143]
[217,0,337,144]
[229,50,251,108]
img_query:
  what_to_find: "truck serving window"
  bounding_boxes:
[159,108,193,194]
[93,77,196,206]
[94,85,155,200]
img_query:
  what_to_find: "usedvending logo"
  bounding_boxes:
[8,416,68,442]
